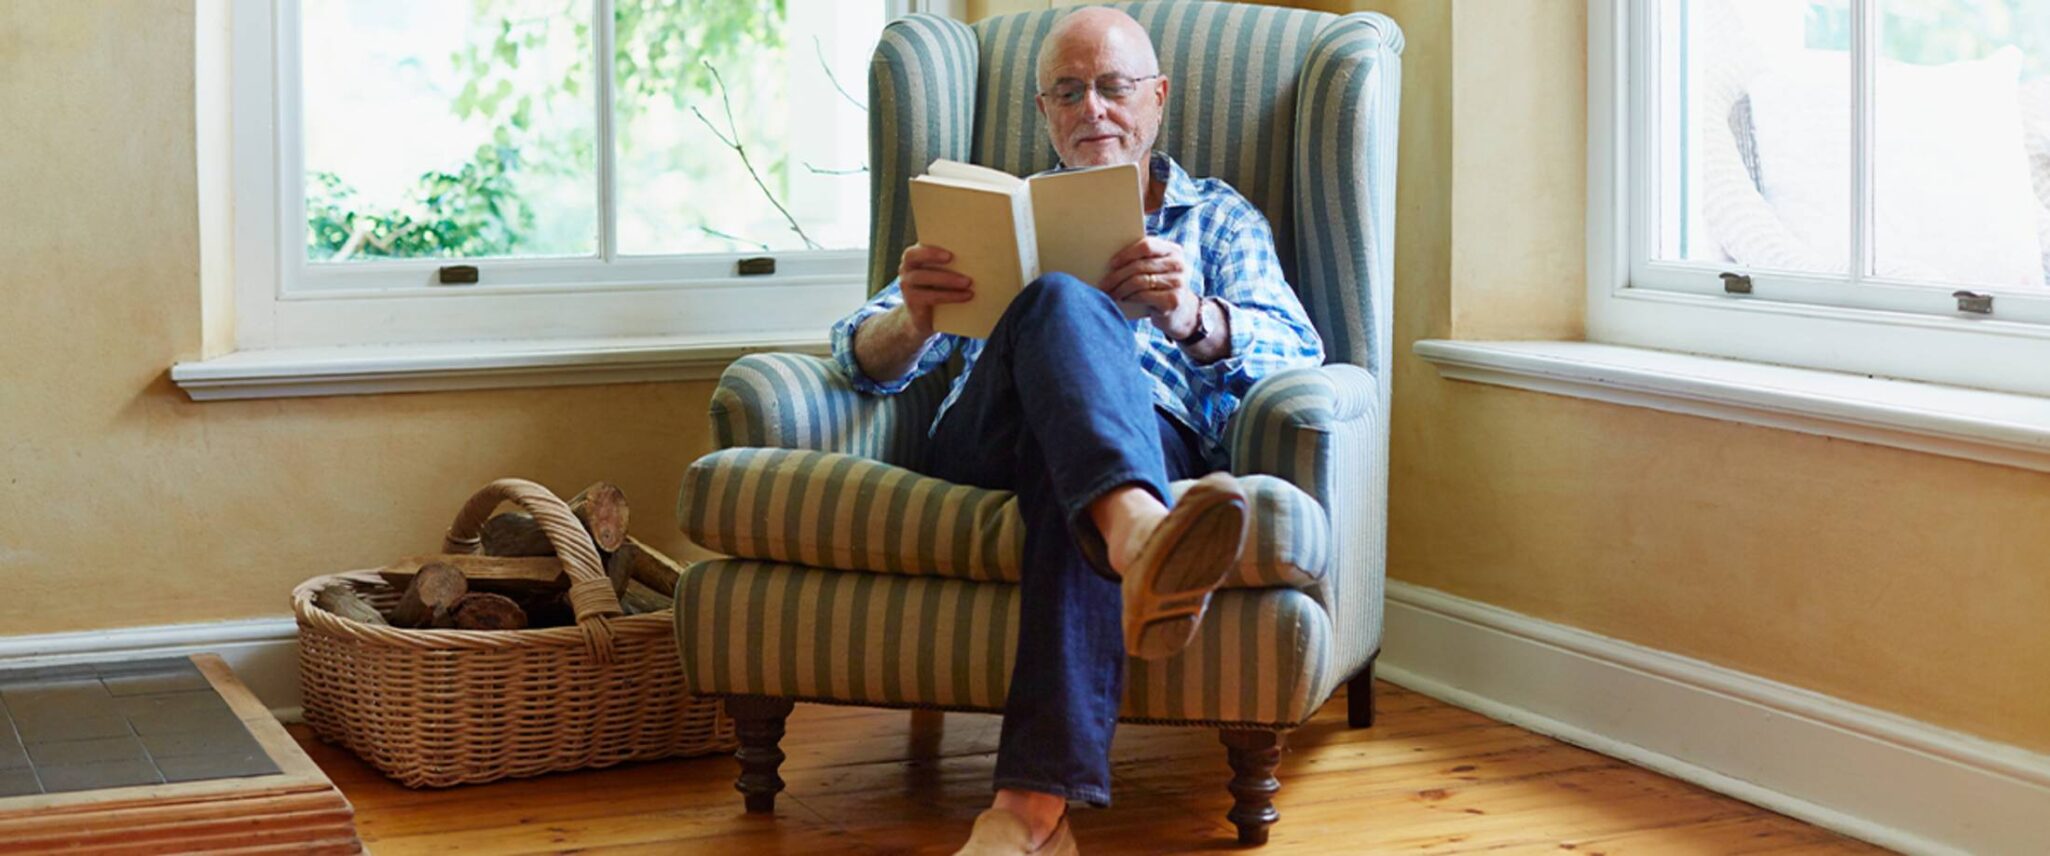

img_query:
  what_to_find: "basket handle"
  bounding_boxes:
[441,478,622,663]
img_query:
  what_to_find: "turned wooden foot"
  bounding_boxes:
[1348,650,1378,729]
[727,696,796,814]
[1220,729,1286,846]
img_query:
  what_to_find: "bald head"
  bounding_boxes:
[1036,7,1160,90]
[1034,7,1169,168]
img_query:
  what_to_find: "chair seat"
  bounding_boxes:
[675,558,1335,726]
[678,447,1330,590]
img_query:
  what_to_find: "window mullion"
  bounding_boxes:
[595,0,620,263]
[1851,0,1877,287]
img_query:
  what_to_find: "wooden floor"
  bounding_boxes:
[294,682,1887,854]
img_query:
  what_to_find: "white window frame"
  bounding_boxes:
[1588,0,2050,399]
[224,0,946,353]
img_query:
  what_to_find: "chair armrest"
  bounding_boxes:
[1226,363,1380,503]
[1226,362,1389,688]
[709,352,949,466]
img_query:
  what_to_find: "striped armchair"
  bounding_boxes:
[673,1,1400,845]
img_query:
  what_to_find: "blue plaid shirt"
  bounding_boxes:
[832,153,1324,468]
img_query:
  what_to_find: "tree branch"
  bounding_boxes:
[700,225,771,252]
[814,36,867,111]
[691,60,820,250]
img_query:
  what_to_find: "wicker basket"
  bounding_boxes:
[291,478,735,788]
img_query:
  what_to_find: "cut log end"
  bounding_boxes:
[451,592,528,630]
[570,482,631,553]
[389,562,469,628]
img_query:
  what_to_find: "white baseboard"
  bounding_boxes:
[1380,581,2050,856]
[0,617,302,721]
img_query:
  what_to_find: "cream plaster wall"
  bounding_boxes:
[1340,0,2050,755]
[6,0,2046,759]
[0,1,721,636]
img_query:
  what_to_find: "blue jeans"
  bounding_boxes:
[922,274,1208,807]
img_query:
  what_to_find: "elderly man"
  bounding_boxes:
[830,7,1323,854]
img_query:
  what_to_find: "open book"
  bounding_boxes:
[907,159,1146,338]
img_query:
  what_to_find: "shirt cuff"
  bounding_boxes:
[1206,298,1253,377]
[836,316,934,396]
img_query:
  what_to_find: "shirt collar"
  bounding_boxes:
[1049,152,1202,213]
[1151,151,1202,212]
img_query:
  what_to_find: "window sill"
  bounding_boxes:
[1413,339,2050,473]
[169,333,831,401]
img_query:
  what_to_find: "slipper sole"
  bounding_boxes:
[1123,476,1248,660]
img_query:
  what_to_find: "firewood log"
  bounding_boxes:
[389,563,468,628]
[617,535,683,596]
[450,592,528,630]
[602,542,638,597]
[379,555,568,596]
[480,512,554,557]
[619,580,675,616]
[315,587,389,626]
[569,482,630,553]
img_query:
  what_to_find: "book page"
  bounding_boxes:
[927,159,1025,190]
[1029,162,1147,319]
[910,176,1033,339]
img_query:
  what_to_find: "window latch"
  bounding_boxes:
[437,265,479,286]
[1718,272,1752,295]
[1952,290,1994,315]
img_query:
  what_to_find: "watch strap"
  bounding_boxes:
[1176,298,1212,347]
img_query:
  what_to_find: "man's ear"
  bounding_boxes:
[1035,93,1048,122]
[1155,75,1171,107]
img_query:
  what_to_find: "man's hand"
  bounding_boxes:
[1104,236,1200,339]
[850,243,969,386]
[899,243,973,338]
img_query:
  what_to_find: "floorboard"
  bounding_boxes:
[294,682,1887,854]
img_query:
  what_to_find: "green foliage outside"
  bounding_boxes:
[1806,0,2050,78]
[307,0,787,261]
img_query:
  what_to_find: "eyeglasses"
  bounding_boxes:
[1039,74,1164,108]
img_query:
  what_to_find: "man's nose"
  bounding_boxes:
[1078,87,1111,119]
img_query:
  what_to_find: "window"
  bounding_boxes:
[226,0,928,351]
[1589,0,2050,398]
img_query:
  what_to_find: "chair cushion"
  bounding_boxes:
[678,447,1329,590]
[675,559,1334,726]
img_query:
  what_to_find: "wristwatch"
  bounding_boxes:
[1176,298,1214,348]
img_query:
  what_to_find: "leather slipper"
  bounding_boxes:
[1121,471,1249,660]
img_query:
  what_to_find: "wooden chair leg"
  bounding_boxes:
[1220,729,1286,846]
[908,708,945,759]
[1348,650,1379,729]
[727,696,796,814]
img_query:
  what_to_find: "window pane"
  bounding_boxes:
[1662,0,1852,277]
[613,0,883,256]
[1873,0,2049,289]
[301,0,599,262]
